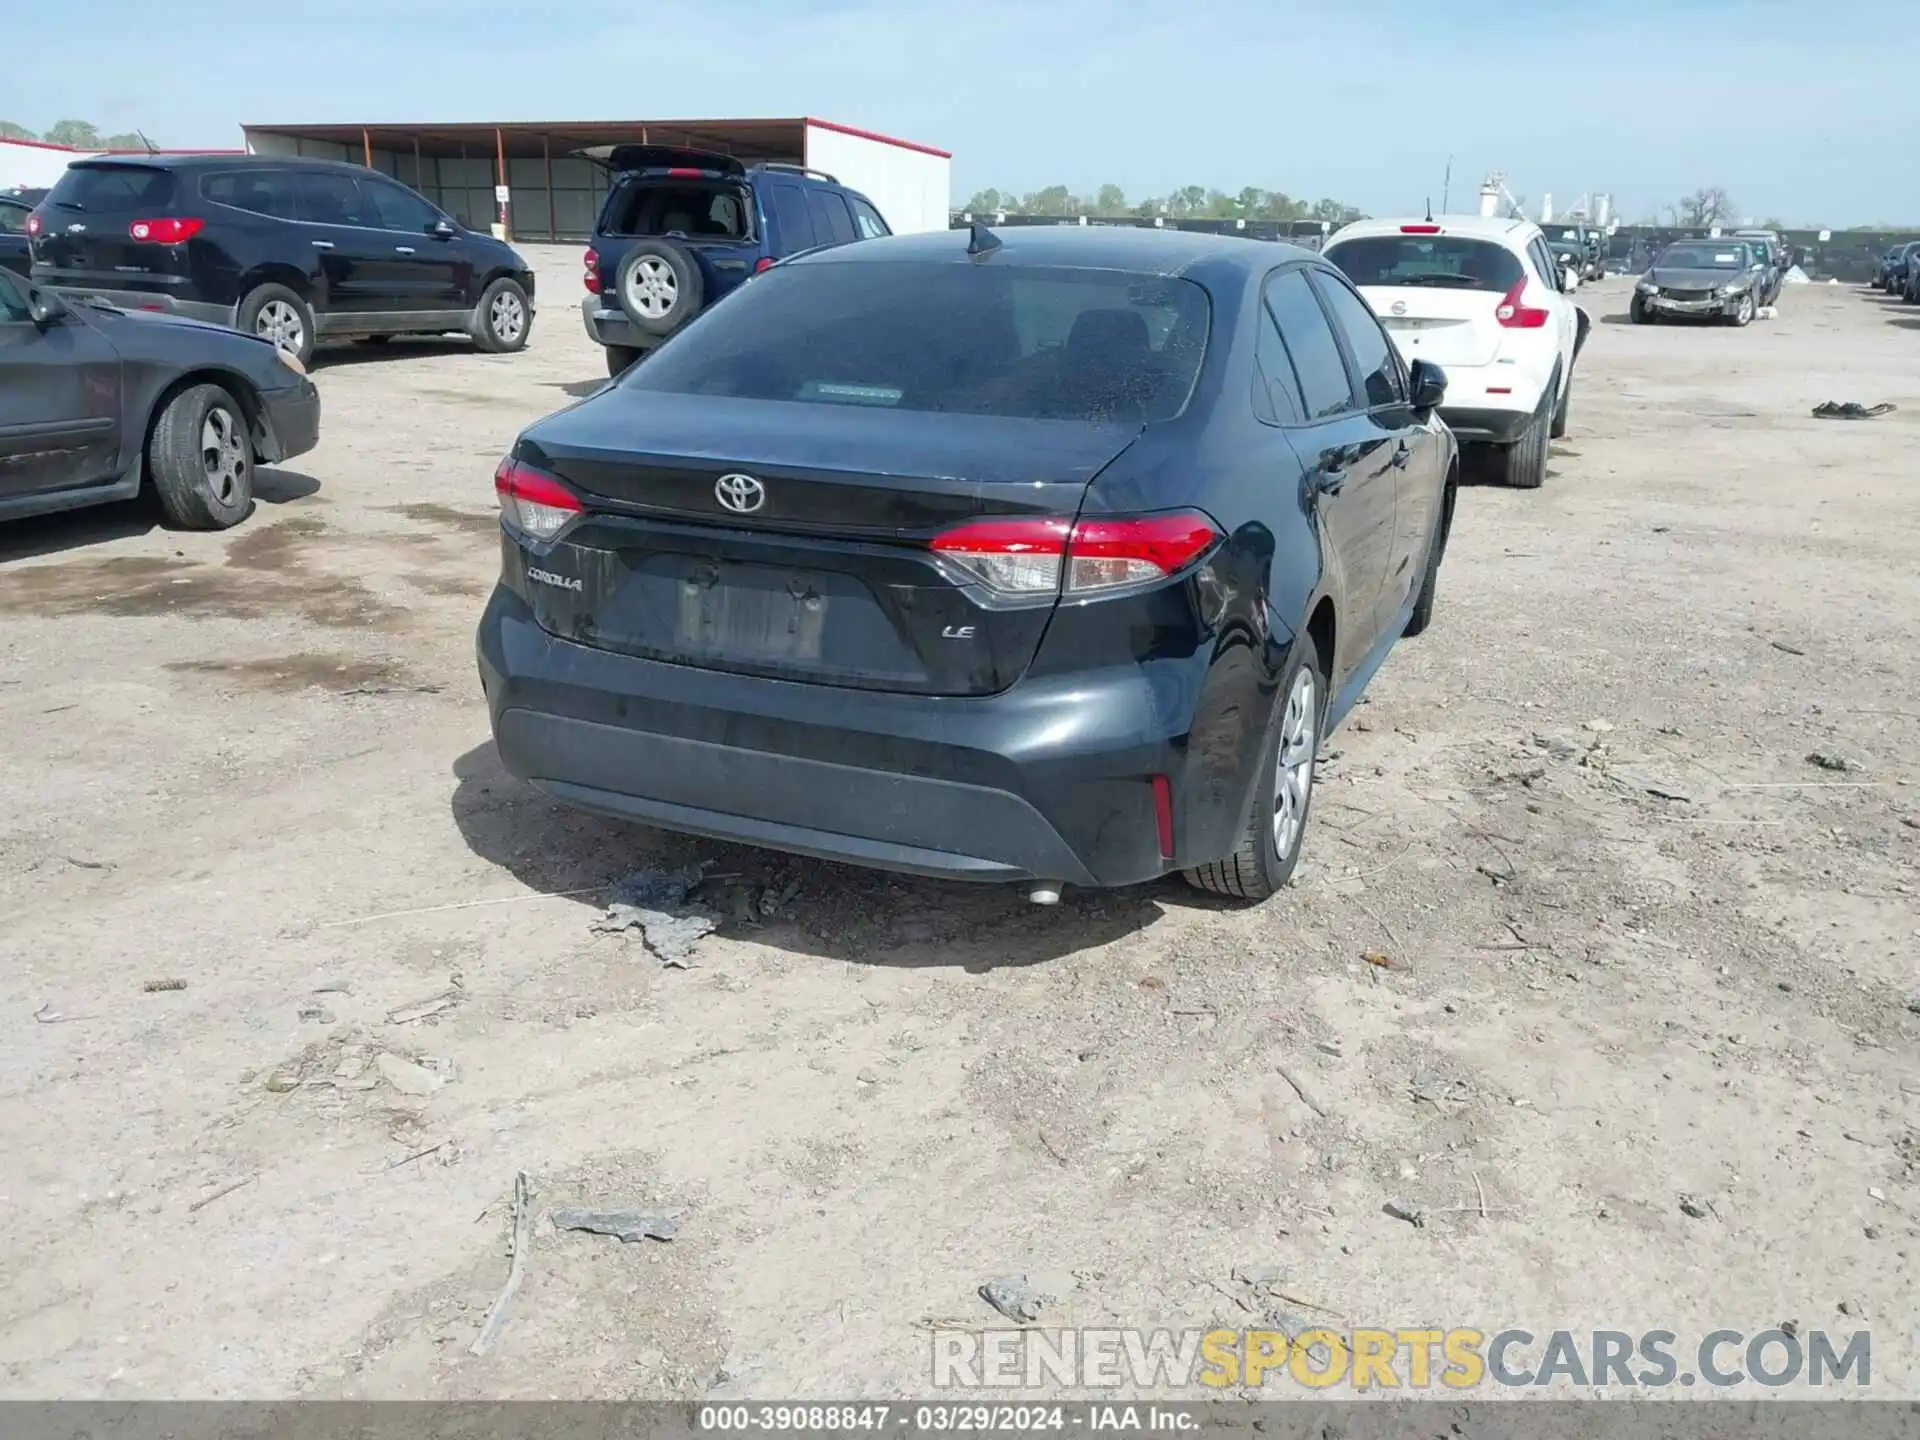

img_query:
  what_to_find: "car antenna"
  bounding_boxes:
[1424,196,1434,223]
[967,220,1002,260]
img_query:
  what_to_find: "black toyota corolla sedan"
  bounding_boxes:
[476,226,1457,902]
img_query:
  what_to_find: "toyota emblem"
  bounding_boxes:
[1390,300,1408,316]
[714,473,766,514]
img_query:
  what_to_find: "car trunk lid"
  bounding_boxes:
[510,390,1141,697]
[30,162,190,284]
[1358,287,1504,367]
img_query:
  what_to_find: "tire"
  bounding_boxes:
[474,277,531,353]
[605,344,643,379]
[1493,390,1551,490]
[146,383,254,531]
[237,283,315,367]
[1402,468,1455,639]
[1725,292,1755,327]
[1550,373,1572,440]
[614,240,704,338]
[1183,632,1326,903]
[1630,295,1652,324]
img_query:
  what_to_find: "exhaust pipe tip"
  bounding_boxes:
[1028,885,1062,906]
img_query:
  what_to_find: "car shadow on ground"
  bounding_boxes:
[310,339,480,370]
[0,468,320,565]
[449,740,1170,970]
[1884,317,1920,330]
[1597,312,1639,326]
[544,379,611,399]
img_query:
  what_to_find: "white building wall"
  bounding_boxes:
[803,124,949,235]
[0,138,105,191]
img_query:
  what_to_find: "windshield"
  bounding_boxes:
[1324,235,1525,293]
[1658,244,1749,270]
[624,260,1211,424]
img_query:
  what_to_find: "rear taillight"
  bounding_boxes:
[582,247,601,295]
[754,257,775,274]
[128,217,204,244]
[1494,278,1548,329]
[928,510,1221,598]
[495,456,583,542]
[24,212,41,237]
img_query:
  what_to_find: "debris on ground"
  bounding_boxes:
[143,978,186,993]
[387,981,463,1025]
[1232,1264,1286,1290]
[471,1171,532,1356]
[1771,640,1807,656]
[1275,1064,1330,1118]
[1838,1299,1863,1317]
[187,1175,255,1213]
[550,1207,684,1243]
[594,865,718,967]
[312,980,351,995]
[1812,401,1895,420]
[33,1003,84,1024]
[297,1006,336,1024]
[1362,951,1395,970]
[1679,1194,1711,1220]
[375,1052,444,1096]
[1383,1201,1427,1229]
[262,1068,303,1093]
[979,1276,1050,1323]
[1805,752,1857,773]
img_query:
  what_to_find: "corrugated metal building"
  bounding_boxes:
[240,118,952,242]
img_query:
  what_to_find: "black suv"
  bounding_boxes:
[579,145,892,376]
[27,155,535,365]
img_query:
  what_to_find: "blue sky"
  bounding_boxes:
[5,0,1907,225]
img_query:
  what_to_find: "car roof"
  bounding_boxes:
[795,224,1323,277]
[1327,215,1540,248]
[65,153,367,175]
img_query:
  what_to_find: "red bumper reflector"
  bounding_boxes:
[1152,775,1174,858]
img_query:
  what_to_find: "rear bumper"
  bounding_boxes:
[1438,404,1534,444]
[258,381,321,464]
[41,282,235,330]
[581,296,649,353]
[475,585,1201,888]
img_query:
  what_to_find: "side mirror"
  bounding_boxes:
[432,218,457,239]
[1408,358,1446,413]
[27,287,64,327]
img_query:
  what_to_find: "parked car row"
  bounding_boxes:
[481,220,1459,908]
[1540,222,1607,284]
[1873,239,1920,300]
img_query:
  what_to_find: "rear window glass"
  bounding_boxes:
[626,261,1211,424]
[1324,236,1524,293]
[605,181,750,240]
[46,164,176,212]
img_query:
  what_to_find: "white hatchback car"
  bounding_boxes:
[1323,216,1589,488]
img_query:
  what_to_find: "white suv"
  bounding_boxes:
[1323,216,1588,488]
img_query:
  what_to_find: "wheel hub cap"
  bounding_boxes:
[490,292,524,343]
[200,406,247,507]
[1271,666,1318,858]
[255,300,303,354]
[627,258,678,318]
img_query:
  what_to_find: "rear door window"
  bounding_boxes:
[1253,299,1305,425]
[1325,235,1525,294]
[625,260,1210,424]
[292,171,374,227]
[849,197,890,239]
[807,190,857,247]
[202,169,297,219]
[45,164,176,213]
[365,179,442,234]
[768,183,816,254]
[1311,271,1405,409]
[1263,269,1352,421]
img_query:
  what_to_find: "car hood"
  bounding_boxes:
[1647,267,1751,289]
[73,299,303,381]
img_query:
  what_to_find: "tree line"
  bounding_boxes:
[962,183,1365,225]
[0,119,152,150]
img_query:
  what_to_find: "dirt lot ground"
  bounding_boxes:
[1,253,1916,1402]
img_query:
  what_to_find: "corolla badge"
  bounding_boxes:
[715,473,766,514]
[527,566,582,592]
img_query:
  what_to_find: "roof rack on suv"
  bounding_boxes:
[755,162,840,185]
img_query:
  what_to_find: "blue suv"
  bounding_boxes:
[579,145,893,376]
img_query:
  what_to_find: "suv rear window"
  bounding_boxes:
[1324,236,1525,293]
[626,261,1210,424]
[603,181,751,240]
[45,163,176,212]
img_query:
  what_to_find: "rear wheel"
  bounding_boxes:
[606,344,643,379]
[1183,634,1325,903]
[237,284,314,367]
[147,383,254,530]
[1493,396,1549,490]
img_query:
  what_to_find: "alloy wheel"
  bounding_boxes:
[1271,665,1319,859]
[199,406,248,507]
[626,257,678,319]
[255,299,304,354]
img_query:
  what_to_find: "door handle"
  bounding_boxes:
[395,246,415,255]
[1317,468,1347,497]
[311,239,334,249]
[1390,442,1412,469]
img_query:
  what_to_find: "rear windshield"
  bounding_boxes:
[624,261,1211,424]
[45,164,177,212]
[603,180,752,240]
[1324,236,1525,292]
